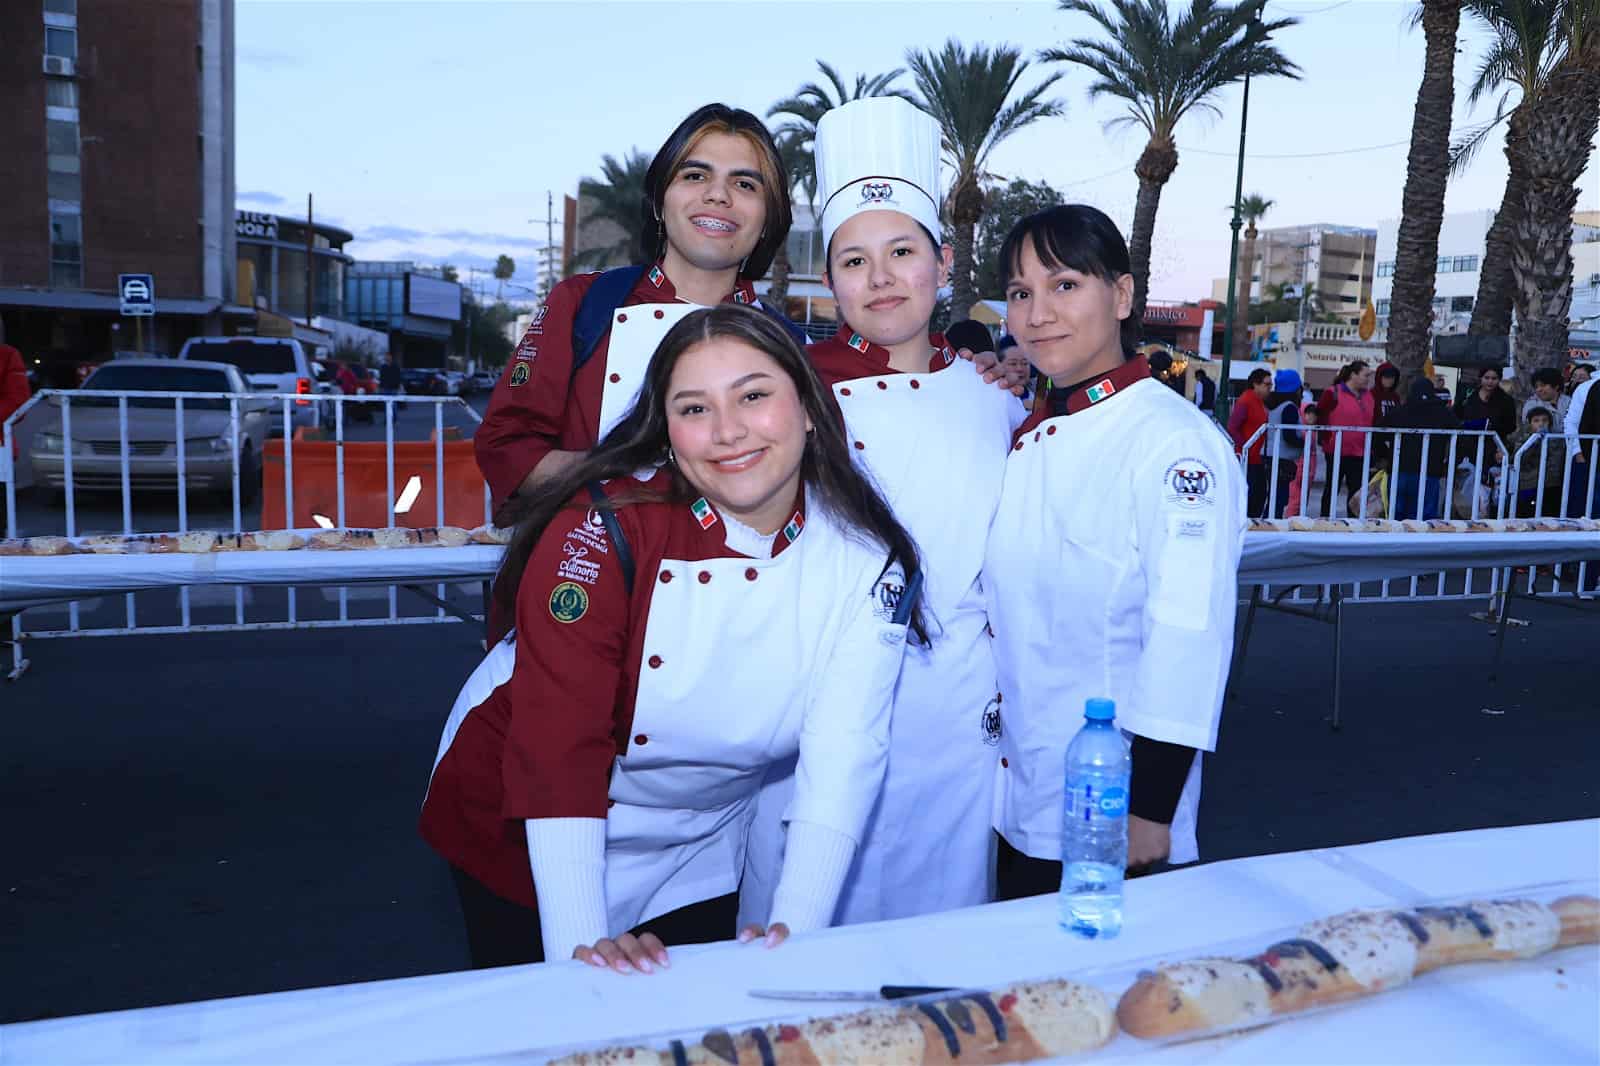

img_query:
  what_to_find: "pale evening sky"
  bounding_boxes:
[236,0,1600,305]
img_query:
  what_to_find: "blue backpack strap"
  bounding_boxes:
[756,299,810,347]
[571,265,647,374]
[584,481,634,595]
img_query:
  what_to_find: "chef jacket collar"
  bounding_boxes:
[647,259,758,307]
[836,325,957,374]
[1046,355,1151,417]
[687,486,807,559]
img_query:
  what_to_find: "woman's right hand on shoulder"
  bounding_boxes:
[573,932,670,975]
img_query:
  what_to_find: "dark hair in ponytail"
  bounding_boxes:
[494,304,928,644]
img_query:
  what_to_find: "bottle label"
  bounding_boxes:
[1067,779,1129,823]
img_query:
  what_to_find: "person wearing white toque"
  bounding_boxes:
[739,96,1024,929]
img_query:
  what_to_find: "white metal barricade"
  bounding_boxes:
[3,389,496,681]
[1232,420,1600,728]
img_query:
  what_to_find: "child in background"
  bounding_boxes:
[1284,404,1322,518]
[1511,404,1565,516]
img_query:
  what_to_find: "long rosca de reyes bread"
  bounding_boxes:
[1116,894,1599,1039]
[550,979,1115,1065]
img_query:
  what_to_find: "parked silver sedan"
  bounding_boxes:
[29,360,272,503]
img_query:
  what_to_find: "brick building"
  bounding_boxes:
[0,0,237,382]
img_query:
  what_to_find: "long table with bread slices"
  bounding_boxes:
[4,820,1595,1065]
[4,520,1599,613]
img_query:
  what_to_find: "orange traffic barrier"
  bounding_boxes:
[261,438,489,530]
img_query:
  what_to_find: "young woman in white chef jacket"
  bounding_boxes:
[422,306,925,972]
[984,205,1246,900]
[739,97,1023,928]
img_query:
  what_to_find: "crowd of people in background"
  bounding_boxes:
[1220,355,1600,522]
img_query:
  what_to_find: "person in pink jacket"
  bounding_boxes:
[1284,404,1322,517]
[1315,359,1375,517]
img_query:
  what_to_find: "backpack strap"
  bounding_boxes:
[755,299,811,348]
[584,481,634,596]
[571,266,647,374]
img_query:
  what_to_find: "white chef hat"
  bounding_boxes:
[816,96,943,257]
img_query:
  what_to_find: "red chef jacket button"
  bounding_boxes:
[653,309,665,319]
[648,655,663,669]
[634,734,648,746]
[1001,758,1009,768]
[1047,425,1057,435]
[659,570,673,583]
[617,313,628,323]
[698,571,711,584]
[1034,432,1041,442]
[876,380,888,390]
[910,379,921,389]
[609,373,621,384]
[854,441,865,450]
[608,799,616,808]
[1013,441,1024,451]
[840,387,852,396]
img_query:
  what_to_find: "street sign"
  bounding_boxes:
[119,274,155,317]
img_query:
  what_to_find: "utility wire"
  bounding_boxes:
[1179,138,1411,159]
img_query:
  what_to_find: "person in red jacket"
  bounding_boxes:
[474,103,793,528]
[422,306,925,971]
[0,318,32,460]
[1228,368,1271,517]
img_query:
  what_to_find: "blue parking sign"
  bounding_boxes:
[119,273,155,316]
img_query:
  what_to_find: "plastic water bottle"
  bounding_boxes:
[1059,698,1130,938]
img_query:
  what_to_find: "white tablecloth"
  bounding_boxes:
[5,820,1595,1064]
[7,533,1600,614]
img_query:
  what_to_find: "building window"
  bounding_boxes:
[45,78,78,108]
[1450,295,1474,312]
[45,26,77,58]
[1376,260,1395,277]
[50,213,82,289]
[1377,299,1391,315]
[44,0,78,13]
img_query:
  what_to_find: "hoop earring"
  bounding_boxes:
[667,446,676,466]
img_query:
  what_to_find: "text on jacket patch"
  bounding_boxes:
[562,509,612,556]
[1163,457,1218,509]
[873,575,905,621]
[557,542,601,585]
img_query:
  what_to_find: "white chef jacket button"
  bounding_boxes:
[910,380,920,390]
[876,380,888,390]
[648,655,663,669]
[634,733,649,746]
[1047,425,1057,435]
[653,309,665,319]
[744,567,758,581]
[609,373,621,384]
[840,387,852,397]
[854,441,865,451]
[698,570,712,584]
[659,570,673,584]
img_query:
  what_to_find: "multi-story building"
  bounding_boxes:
[1212,223,1377,325]
[0,0,237,378]
[1370,209,1495,332]
[344,262,461,368]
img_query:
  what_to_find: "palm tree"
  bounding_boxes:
[1510,7,1600,383]
[907,40,1064,320]
[1384,0,1464,388]
[493,254,515,301]
[571,150,652,272]
[1042,0,1300,326]
[1453,0,1567,340]
[1232,193,1274,362]
[766,62,915,308]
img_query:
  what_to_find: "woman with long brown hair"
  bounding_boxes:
[422,305,924,973]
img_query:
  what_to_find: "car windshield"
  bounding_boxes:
[77,366,235,409]
[184,341,297,374]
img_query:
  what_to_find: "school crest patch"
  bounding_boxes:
[509,363,531,387]
[548,581,589,623]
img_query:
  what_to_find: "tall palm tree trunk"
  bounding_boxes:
[1233,223,1258,363]
[1511,60,1600,388]
[767,243,793,310]
[1384,0,1462,390]
[1468,111,1529,339]
[1127,137,1178,328]
[950,178,986,322]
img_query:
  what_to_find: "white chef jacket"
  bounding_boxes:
[984,358,1246,864]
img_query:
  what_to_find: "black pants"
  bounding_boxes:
[1320,452,1366,518]
[450,866,739,969]
[1246,462,1269,519]
[994,833,1170,902]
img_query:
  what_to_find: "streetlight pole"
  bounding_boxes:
[1216,0,1266,423]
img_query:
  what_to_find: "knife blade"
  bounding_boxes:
[747,985,956,1002]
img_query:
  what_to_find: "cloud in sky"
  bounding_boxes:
[435,229,548,250]
[238,190,285,206]
[362,224,430,242]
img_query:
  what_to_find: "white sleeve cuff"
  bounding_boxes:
[768,820,857,935]
[524,818,609,962]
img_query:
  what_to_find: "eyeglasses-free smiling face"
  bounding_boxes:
[824,210,951,349]
[660,131,768,276]
[666,336,812,536]
[1004,241,1133,384]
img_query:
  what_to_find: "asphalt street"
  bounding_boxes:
[3,590,1597,1024]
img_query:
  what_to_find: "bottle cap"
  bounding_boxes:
[1084,698,1116,721]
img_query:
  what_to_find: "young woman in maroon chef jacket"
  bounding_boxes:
[421,306,926,974]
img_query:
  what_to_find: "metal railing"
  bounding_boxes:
[3,389,496,679]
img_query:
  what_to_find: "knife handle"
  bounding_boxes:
[880,985,957,1000]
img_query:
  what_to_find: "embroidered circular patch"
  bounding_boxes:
[548,581,589,623]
